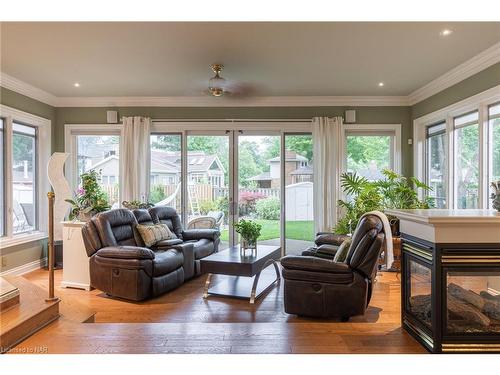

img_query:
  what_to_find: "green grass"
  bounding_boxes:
[220,220,314,242]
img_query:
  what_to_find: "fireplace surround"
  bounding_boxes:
[387,209,500,353]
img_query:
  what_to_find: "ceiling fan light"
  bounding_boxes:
[208,63,226,97]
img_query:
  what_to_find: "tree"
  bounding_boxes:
[13,134,35,169]
[238,141,262,187]
[346,135,390,172]
[286,135,313,161]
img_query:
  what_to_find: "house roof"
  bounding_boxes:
[150,150,225,174]
[247,171,272,181]
[290,165,313,175]
[88,155,119,171]
[150,159,179,174]
[268,154,308,163]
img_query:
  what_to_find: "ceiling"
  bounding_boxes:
[1,22,499,97]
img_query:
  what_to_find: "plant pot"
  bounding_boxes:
[77,211,94,222]
[240,238,257,256]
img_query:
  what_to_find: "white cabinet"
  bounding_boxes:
[61,221,92,291]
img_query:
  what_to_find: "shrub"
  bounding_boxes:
[149,184,166,204]
[239,191,266,216]
[199,199,218,215]
[255,197,280,220]
[215,196,229,223]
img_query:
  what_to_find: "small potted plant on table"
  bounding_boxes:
[235,219,262,255]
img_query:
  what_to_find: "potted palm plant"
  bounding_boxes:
[335,169,431,235]
[334,169,431,270]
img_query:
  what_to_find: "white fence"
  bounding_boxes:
[285,182,313,221]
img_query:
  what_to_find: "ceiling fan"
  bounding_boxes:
[205,63,258,98]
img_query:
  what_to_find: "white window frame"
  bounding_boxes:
[340,123,402,175]
[424,121,447,208]
[0,105,51,248]
[413,84,500,208]
[64,124,124,206]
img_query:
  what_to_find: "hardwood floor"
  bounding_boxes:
[9,268,426,354]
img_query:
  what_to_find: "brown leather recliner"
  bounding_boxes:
[301,232,351,259]
[82,208,192,301]
[280,215,385,320]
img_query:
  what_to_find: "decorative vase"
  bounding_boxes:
[240,238,257,256]
[491,181,500,212]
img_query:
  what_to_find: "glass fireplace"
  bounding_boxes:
[446,270,500,334]
[407,259,432,328]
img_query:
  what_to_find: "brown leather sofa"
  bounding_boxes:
[146,206,220,275]
[280,215,385,320]
[81,207,220,301]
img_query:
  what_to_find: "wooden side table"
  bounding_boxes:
[61,221,92,291]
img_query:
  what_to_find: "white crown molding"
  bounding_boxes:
[0,72,58,106]
[1,41,499,109]
[408,41,500,106]
[55,95,409,107]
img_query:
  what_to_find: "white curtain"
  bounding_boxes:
[313,116,343,233]
[121,116,151,203]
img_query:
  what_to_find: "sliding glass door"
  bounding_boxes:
[284,134,314,255]
[187,133,231,250]
[148,126,315,255]
[236,132,281,249]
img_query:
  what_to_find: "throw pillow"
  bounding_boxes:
[136,223,174,247]
[333,238,352,263]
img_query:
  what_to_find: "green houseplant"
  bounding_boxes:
[334,169,432,235]
[65,170,111,221]
[122,200,154,210]
[234,219,262,251]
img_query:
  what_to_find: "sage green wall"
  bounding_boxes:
[0,87,57,148]
[411,62,500,119]
[0,87,54,273]
[55,106,413,176]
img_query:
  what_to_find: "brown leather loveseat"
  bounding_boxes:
[81,207,220,301]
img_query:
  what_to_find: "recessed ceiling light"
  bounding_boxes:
[378,82,384,87]
[440,29,453,36]
[73,82,80,87]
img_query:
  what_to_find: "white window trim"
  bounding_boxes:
[413,84,500,208]
[64,123,124,205]
[0,104,51,248]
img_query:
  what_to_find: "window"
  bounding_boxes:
[426,122,447,208]
[489,103,500,208]
[76,135,120,207]
[345,132,395,180]
[454,111,479,209]
[415,86,500,210]
[149,134,182,212]
[0,105,50,247]
[12,123,37,233]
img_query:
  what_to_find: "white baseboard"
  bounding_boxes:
[0,258,47,277]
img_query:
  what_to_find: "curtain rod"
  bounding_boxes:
[151,118,312,123]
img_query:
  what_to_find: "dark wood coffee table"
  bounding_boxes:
[200,244,281,304]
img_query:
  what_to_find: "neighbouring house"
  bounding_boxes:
[86,149,226,188]
[150,150,226,188]
[248,151,313,188]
